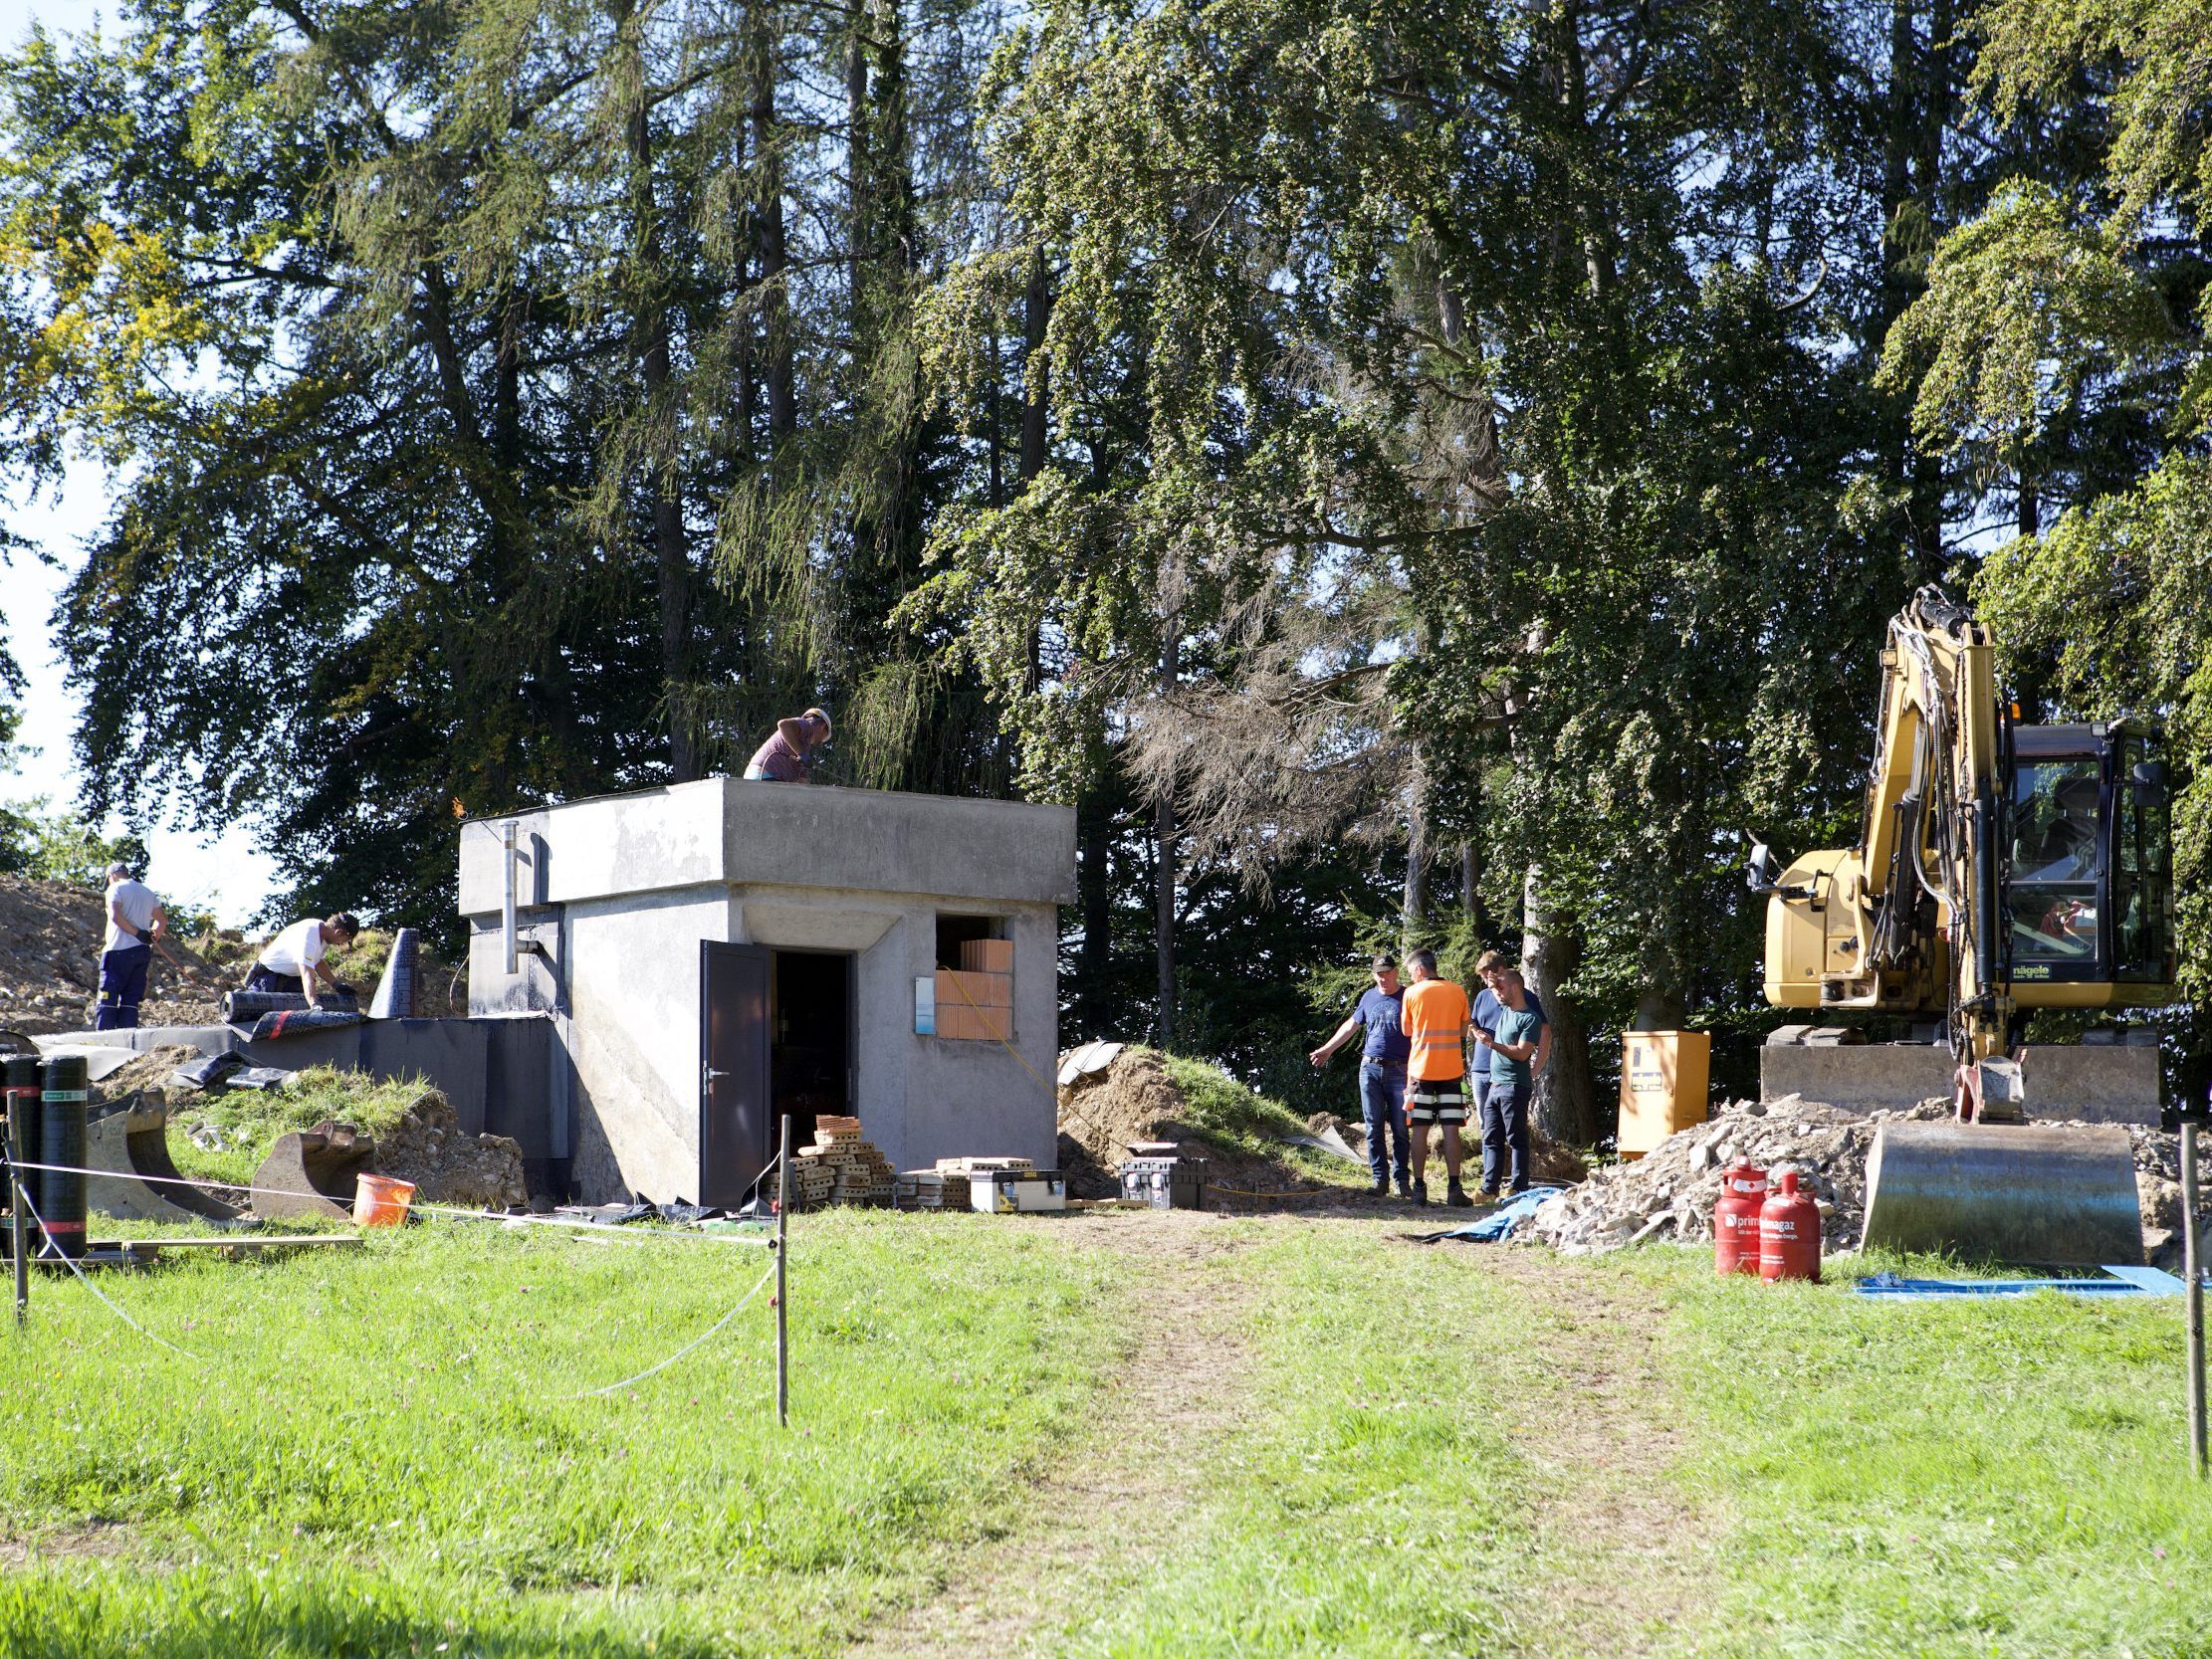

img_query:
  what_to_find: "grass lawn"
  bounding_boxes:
[0,1212,1118,1657]
[4,1206,2210,1657]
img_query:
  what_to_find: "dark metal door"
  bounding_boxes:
[699,941,773,1207]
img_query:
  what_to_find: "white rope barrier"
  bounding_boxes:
[6,1171,206,1364]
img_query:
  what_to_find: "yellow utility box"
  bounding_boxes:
[1618,1030,1711,1157]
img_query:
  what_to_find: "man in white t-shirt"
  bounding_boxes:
[245,912,360,1005]
[97,861,167,1030]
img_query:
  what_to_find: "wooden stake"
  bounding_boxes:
[8,1114,26,1328]
[2183,1116,2205,1479]
[775,1114,790,1427]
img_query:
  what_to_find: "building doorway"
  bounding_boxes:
[772,949,853,1150]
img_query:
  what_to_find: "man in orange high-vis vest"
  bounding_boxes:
[1399,947,1475,1207]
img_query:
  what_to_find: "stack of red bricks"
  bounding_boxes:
[792,1115,896,1208]
[935,938,1012,1041]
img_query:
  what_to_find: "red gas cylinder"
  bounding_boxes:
[1713,1159,1768,1276]
[1758,1167,1822,1283]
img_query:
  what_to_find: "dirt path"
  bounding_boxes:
[850,1210,1256,1656]
[1475,1249,1726,1657]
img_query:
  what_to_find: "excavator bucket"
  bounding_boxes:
[85,1092,244,1227]
[252,1124,376,1223]
[1863,1121,2143,1266]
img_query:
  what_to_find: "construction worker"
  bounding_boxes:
[1472,962,1549,1196]
[1308,951,1413,1197]
[743,708,832,782]
[1472,948,1552,1197]
[1399,947,1474,1207]
[245,912,360,1006]
[96,861,166,1030]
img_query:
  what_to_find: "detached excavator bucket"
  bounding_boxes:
[252,1124,376,1223]
[86,1092,244,1227]
[1863,1121,2143,1266]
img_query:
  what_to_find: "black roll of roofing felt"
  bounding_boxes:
[37,1054,88,1260]
[222,988,357,1023]
[2,1054,38,1245]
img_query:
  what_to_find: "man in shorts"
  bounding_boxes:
[1399,948,1474,1207]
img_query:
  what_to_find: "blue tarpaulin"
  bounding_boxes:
[1406,1184,1567,1244]
[1857,1265,2195,1300]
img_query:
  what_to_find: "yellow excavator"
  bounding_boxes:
[1751,586,2176,1263]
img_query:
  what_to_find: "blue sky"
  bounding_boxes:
[2,0,277,928]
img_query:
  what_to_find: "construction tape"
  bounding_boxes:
[557,1257,779,1400]
[5,1152,786,1251]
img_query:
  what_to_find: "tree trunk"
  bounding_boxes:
[1402,769,1428,939]
[621,8,694,781]
[1522,869,1601,1144]
[1155,626,1180,1045]
[1020,247,1050,484]
[750,0,794,448]
[1461,841,1479,930]
[1076,785,1113,1036]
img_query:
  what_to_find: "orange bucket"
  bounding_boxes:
[352,1173,417,1228]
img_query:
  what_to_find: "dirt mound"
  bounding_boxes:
[1527,1094,2208,1266]
[368,1090,528,1210]
[91,1044,205,1103]
[0,875,460,1032]
[1057,1047,1328,1201]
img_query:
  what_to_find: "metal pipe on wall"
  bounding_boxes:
[503,821,520,978]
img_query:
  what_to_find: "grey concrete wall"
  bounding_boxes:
[458,778,1077,913]
[561,886,738,1203]
[1760,1043,2161,1125]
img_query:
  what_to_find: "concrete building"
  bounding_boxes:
[458,778,1077,1204]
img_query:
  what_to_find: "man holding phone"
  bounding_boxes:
[1471,956,1549,1197]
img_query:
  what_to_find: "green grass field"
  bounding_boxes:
[2,1209,2209,1657]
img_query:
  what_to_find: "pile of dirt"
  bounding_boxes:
[91,1044,204,1103]
[0,874,460,1032]
[1526,1094,2211,1267]
[1056,1047,1328,1200]
[362,1089,529,1210]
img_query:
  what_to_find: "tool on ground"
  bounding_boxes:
[1753,586,2170,1259]
[83,1091,244,1226]
[252,1123,377,1222]
[1862,1121,2144,1267]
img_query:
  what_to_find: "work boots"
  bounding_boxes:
[1446,1180,1474,1208]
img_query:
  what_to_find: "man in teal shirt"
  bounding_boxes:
[1471,963,1547,1197]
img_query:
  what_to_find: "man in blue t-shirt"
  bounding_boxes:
[1471,950,1551,1196]
[1308,951,1414,1197]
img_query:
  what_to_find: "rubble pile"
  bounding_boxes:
[1527,1094,2212,1266]
[1526,1096,1955,1256]
[369,1090,530,1210]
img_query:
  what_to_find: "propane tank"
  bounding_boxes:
[1758,1166,1822,1283]
[1713,1158,1768,1276]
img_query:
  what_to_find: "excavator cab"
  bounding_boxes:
[2003,723,2175,1005]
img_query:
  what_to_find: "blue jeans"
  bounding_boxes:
[1359,1061,1410,1185]
[96,943,151,1029]
[1479,1075,1531,1193]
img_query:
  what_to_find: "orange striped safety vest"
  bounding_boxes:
[1401,978,1470,1082]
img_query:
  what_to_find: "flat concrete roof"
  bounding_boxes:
[458,776,1077,914]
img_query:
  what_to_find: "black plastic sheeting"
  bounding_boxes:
[223,988,358,1024]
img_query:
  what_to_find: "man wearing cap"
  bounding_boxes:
[1308,951,1414,1197]
[96,862,167,1030]
[744,708,832,782]
[245,912,360,1006]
